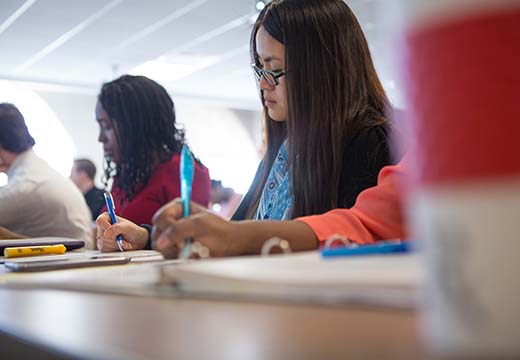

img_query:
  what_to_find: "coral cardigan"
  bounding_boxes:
[297,161,407,245]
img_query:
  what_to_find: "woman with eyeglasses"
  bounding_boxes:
[96,0,396,254]
[232,0,394,221]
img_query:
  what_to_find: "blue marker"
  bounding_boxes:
[321,241,411,258]
[180,145,194,259]
[103,191,124,252]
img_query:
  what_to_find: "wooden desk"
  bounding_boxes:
[0,288,424,359]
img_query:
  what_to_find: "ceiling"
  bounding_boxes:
[0,0,400,110]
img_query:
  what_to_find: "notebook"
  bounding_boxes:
[161,251,422,308]
[1,250,422,307]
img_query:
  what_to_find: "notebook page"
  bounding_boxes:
[161,251,422,308]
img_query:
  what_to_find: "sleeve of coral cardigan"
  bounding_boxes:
[296,162,407,245]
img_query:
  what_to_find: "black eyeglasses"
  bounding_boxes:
[251,64,286,86]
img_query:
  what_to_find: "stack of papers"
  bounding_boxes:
[1,250,422,308]
[162,251,422,308]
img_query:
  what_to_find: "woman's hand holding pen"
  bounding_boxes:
[152,198,244,258]
[96,213,149,252]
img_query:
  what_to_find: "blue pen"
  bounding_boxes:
[321,241,411,258]
[103,191,124,252]
[180,145,194,259]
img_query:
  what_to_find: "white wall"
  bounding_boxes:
[176,101,262,193]
[35,89,104,186]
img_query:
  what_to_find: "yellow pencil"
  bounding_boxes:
[4,244,67,258]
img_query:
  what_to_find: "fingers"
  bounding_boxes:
[96,212,150,252]
[97,236,133,252]
[102,223,126,240]
[97,213,126,228]
[121,239,134,251]
[152,198,207,229]
[151,227,179,259]
[97,222,134,252]
[189,201,206,214]
[96,212,112,230]
[96,213,128,252]
[97,234,118,252]
[97,234,135,252]
[153,215,206,258]
[152,198,183,227]
[154,216,198,246]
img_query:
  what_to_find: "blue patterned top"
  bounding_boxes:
[254,140,293,220]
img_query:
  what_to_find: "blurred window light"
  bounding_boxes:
[175,102,260,194]
[0,80,75,184]
[364,22,375,31]
[130,55,221,83]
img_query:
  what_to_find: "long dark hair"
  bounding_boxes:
[98,75,186,200]
[246,0,391,218]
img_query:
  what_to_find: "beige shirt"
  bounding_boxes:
[0,149,94,249]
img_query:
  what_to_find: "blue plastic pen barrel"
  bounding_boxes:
[180,145,194,258]
[103,191,124,252]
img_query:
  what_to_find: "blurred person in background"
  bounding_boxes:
[70,158,105,220]
[0,103,93,247]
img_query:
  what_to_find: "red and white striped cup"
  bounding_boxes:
[401,0,520,356]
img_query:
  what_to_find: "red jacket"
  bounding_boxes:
[107,154,211,225]
[297,161,406,244]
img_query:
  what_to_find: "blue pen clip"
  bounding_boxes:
[103,191,124,252]
[180,145,194,259]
